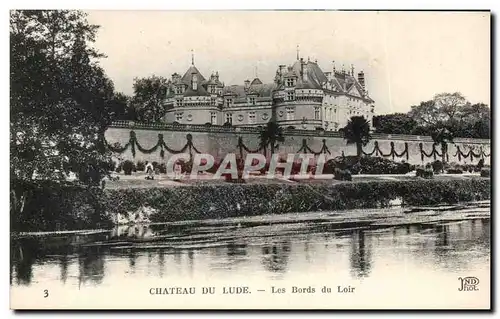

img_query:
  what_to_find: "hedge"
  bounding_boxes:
[102,178,490,223]
[12,178,490,232]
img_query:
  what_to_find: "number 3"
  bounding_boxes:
[44,290,49,298]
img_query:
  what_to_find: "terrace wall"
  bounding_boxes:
[104,121,491,166]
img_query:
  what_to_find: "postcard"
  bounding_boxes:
[10,9,491,310]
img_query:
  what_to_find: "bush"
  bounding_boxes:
[101,179,490,223]
[122,160,135,175]
[477,159,485,171]
[136,161,146,172]
[480,168,490,178]
[334,168,352,181]
[431,160,444,174]
[416,167,433,179]
[115,163,122,173]
[328,156,415,175]
[159,163,167,174]
[447,167,463,174]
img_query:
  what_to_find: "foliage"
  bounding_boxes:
[136,161,146,172]
[333,168,352,181]
[100,179,490,223]
[373,113,418,135]
[324,156,414,175]
[431,160,444,174]
[131,75,169,123]
[416,167,434,179]
[480,168,490,178]
[10,10,128,226]
[342,116,371,157]
[446,168,463,174]
[122,160,135,175]
[259,121,285,155]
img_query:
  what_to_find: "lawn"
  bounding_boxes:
[104,171,485,190]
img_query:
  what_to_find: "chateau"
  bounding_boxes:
[163,52,375,131]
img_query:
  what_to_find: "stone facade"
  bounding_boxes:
[163,55,374,130]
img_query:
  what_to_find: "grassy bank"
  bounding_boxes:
[11,177,490,232]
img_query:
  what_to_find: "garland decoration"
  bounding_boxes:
[453,145,484,162]
[296,139,331,155]
[237,137,266,154]
[419,143,442,161]
[363,141,409,160]
[106,131,201,158]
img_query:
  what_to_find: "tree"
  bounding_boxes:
[10,10,119,217]
[131,75,169,123]
[259,121,284,157]
[372,113,418,135]
[342,116,371,158]
[431,127,454,165]
[409,92,469,126]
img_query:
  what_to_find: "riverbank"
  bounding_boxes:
[11,176,490,232]
[103,177,490,225]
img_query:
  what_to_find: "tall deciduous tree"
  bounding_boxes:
[342,116,371,158]
[131,75,169,123]
[10,10,120,216]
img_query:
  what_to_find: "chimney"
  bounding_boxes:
[300,58,307,82]
[244,79,250,90]
[357,71,365,90]
[192,73,198,91]
[215,71,219,81]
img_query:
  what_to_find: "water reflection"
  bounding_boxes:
[349,230,372,278]
[261,241,291,273]
[10,215,490,288]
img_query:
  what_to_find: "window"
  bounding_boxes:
[249,97,256,105]
[287,91,295,101]
[226,98,233,107]
[226,113,233,124]
[286,78,295,87]
[211,112,217,125]
[175,112,183,121]
[314,107,320,120]
[328,108,332,120]
[286,107,295,120]
[209,86,215,94]
[248,112,256,124]
[175,98,183,107]
[210,98,216,106]
[175,86,184,94]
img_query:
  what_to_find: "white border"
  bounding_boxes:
[2,1,497,318]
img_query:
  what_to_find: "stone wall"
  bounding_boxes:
[105,121,491,166]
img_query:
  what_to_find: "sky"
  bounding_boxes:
[86,10,490,115]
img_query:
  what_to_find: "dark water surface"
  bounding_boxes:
[10,202,490,292]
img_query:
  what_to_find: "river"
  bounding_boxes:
[10,202,491,309]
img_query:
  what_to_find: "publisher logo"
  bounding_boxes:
[458,277,479,291]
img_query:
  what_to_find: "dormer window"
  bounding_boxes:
[225,98,233,107]
[286,78,295,87]
[249,97,256,105]
[175,85,184,95]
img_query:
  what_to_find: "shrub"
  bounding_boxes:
[159,163,167,174]
[136,161,146,172]
[477,159,485,171]
[447,167,463,174]
[480,168,490,178]
[101,179,490,223]
[416,167,433,179]
[115,163,122,173]
[122,160,135,175]
[431,160,444,174]
[334,168,352,181]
